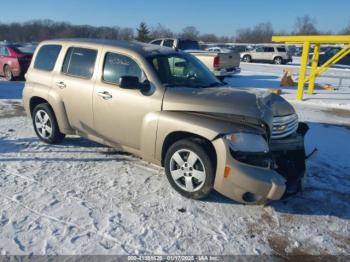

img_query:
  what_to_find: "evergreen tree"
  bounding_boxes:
[136,22,150,42]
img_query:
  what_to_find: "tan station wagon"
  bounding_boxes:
[23,39,308,204]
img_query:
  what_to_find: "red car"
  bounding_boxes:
[0,44,33,81]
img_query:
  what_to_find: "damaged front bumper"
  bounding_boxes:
[213,123,309,204]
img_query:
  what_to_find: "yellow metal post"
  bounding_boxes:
[308,44,320,94]
[297,42,310,100]
[272,35,350,101]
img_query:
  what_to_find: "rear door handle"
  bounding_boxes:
[97,91,112,100]
[56,81,66,89]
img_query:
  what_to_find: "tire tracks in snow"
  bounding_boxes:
[1,158,164,254]
[0,192,150,254]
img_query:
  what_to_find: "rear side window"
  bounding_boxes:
[34,45,62,71]
[103,52,142,84]
[163,39,174,47]
[62,47,97,78]
[177,40,200,50]
[264,47,274,52]
[277,47,286,52]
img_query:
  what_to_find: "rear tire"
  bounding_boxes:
[273,57,283,65]
[164,139,215,200]
[32,103,65,144]
[4,65,13,81]
[243,55,251,63]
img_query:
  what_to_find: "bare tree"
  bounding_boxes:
[340,21,350,34]
[293,15,319,35]
[198,33,218,43]
[149,24,174,39]
[0,19,134,42]
[236,22,274,43]
[180,26,200,40]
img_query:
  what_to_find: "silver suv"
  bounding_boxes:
[240,45,292,64]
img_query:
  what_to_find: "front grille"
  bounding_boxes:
[271,114,298,139]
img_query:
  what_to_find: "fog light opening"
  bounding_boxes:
[242,192,260,203]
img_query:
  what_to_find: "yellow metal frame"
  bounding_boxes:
[272,35,350,100]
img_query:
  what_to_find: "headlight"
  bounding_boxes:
[225,133,269,153]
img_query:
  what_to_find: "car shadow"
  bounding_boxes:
[1,122,349,220]
[0,136,134,163]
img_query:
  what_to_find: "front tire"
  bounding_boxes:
[32,103,65,144]
[164,139,215,200]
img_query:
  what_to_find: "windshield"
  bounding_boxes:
[148,52,222,88]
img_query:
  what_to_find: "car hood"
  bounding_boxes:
[163,86,295,130]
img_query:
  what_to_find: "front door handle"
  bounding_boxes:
[97,91,112,100]
[56,81,66,89]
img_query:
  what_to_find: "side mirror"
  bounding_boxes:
[119,76,140,89]
[119,76,150,91]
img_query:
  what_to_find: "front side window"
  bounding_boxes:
[148,53,221,88]
[62,47,97,78]
[103,52,142,84]
[255,47,264,52]
[34,45,62,71]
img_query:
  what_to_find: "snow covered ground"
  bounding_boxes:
[0,65,349,256]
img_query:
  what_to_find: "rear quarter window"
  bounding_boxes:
[277,47,287,52]
[34,45,62,71]
[62,47,97,78]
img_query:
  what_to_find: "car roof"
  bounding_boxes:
[41,38,177,57]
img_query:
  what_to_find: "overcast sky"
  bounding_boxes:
[2,0,349,35]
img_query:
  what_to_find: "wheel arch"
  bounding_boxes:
[161,131,217,169]
[29,96,50,116]
[273,55,283,62]
[29,95,73,135]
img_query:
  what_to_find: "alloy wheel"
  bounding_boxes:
[34,110,53,139]
[169,149,206,192]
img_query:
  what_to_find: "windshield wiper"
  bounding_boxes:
[198,82,226,88]
[164,82,225,88]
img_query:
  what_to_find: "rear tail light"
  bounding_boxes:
[213,55,220,69]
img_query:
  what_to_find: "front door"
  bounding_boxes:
[253,47,265,61]
[93,51,162,150]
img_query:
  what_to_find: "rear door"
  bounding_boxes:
[52,46,99,133]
